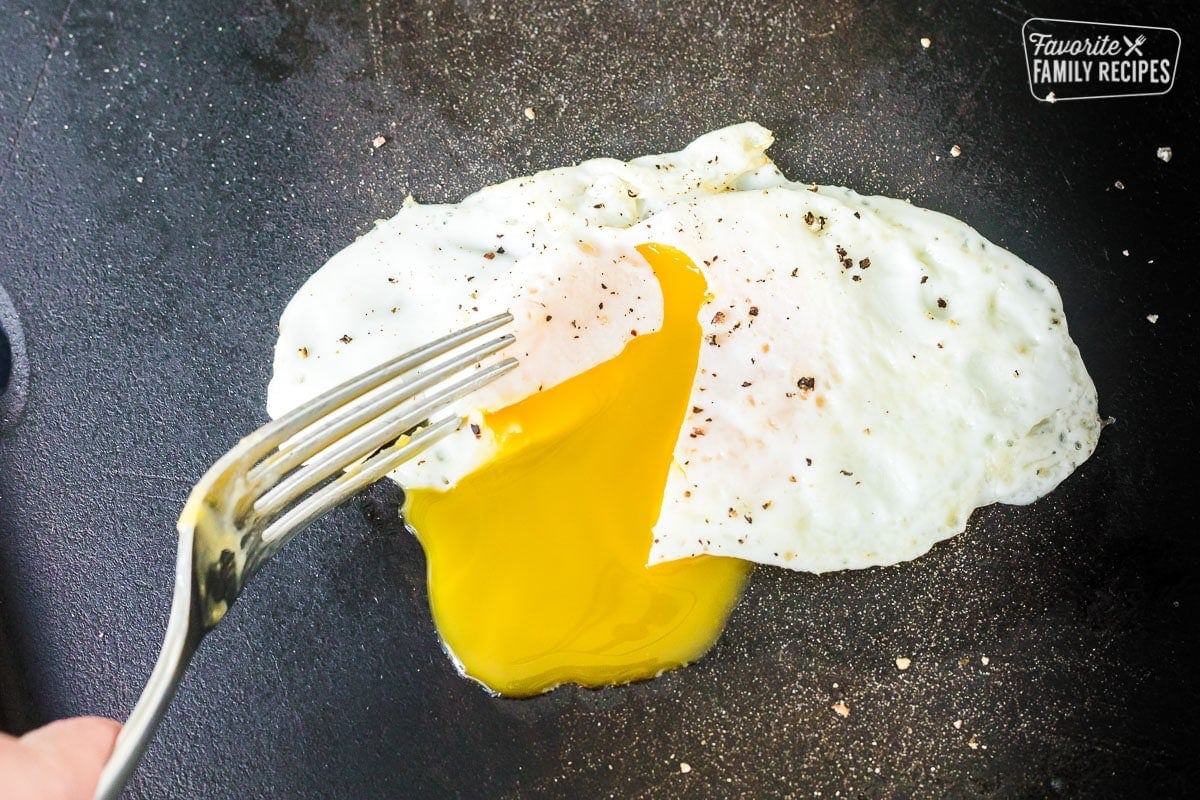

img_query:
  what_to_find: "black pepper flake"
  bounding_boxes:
[859,258,871,269]
[805,457,813,466]
[743,514,753,524]
[748,306,759,316]
[840,470,854,476]
[339,334,353,344]
[712,311,726,324]
[853,211,861,219]
[387,277,398,283]
[835,245,848,257]
[483,251,495,260]
[937,297,948,308]
[545,315,552,322]
[692,406,703,414]
[469,423,482,439]
[598,302,604,310]
[791,268,799,277]
[630,329,638,336]
[920,275,929,284]
[297,347,308,358]
[741,381,752,388]
[496,246,505,254]
[851,274,862,282]
[593,203,605,209]
[797,376,815,392]
[842,258,854,269]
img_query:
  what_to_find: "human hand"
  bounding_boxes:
[0,717,120,800]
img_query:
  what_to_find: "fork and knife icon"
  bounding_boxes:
[1123,34,1147,56]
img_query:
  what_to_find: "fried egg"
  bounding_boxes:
[267,124,1101,695]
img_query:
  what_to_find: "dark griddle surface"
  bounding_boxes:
[1,1,1197,797]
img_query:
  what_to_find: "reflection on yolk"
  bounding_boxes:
[404,243,752,696]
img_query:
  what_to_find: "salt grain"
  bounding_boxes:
[1157,146,1172,163]
[949,145,962,158]
[895,657,912,671]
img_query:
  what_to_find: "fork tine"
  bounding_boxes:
[258,415,460,545]
[250,331,515,492]
[252,356,518,523]
[245,312,513,464]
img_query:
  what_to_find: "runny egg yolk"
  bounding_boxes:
[404,243,752,696]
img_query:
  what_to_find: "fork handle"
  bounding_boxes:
[93,547,201,799]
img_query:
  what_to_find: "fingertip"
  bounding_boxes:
[67,716,123,744]
[18,717,122,799]
[22,716,121,756]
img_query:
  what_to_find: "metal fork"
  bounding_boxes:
[92,314,517,800]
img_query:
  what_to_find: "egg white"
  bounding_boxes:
[268,123,1101,572]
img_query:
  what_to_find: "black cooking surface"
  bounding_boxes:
[1,1,1197,797]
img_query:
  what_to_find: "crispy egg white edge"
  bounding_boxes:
[267,122,1101,573]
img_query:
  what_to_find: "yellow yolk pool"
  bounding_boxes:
[404,243,752,696]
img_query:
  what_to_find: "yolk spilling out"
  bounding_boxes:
[403,243,752,696]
